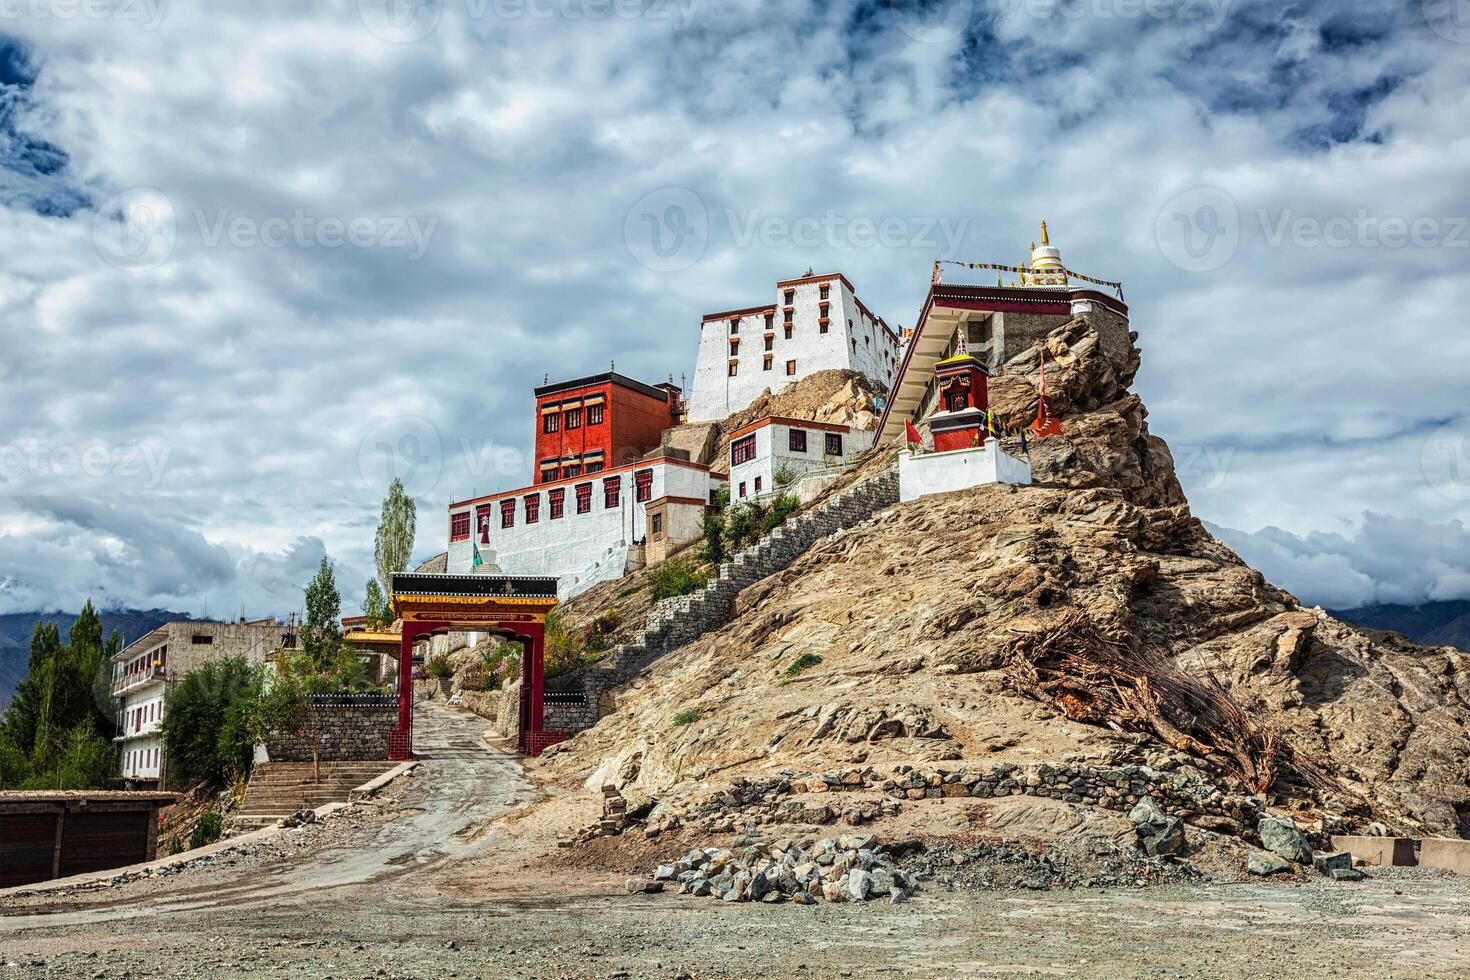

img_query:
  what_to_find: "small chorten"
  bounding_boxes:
[1024,220,1068,287]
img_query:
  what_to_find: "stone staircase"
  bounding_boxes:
[583,466,900,696]
[230,761,398,831]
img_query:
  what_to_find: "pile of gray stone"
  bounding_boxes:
[1248,815,1366,881]
[629,834,920,905]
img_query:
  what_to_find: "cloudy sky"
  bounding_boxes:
[0,0,1467,619]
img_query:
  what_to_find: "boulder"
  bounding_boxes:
[1258,816,1312,865]
[625,878,663,894]
[1312,851,1353,875]
[1129,796,1186,858]
[1246,851,1291,877]
[1329,867,1366,882]
[847,869,872,901]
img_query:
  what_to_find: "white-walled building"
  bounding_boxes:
[448,453,724,596]
[687,272,901,422]
[114,619,298,786]
[728,416,875,503]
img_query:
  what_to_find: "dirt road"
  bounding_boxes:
[3,703,1469,978]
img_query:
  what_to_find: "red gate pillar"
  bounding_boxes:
[388,629,416,760]
[527,624,546,735]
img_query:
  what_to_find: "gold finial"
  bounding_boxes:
[1040,220,1050,245]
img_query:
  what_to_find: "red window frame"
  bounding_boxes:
[754,476,762,493]
[738,481,746,497]
[789,429,807,453]
[634,468,653,503]
[603,475,621,509]
[825,432,843,456]
[542,412,559,433]
[549,488,565,519]
[450,511,472,541]
[731,434,756,466]
[587,404,604,425]
[524,494,540,524]
[565,408,582,429]
[575,482,592,514]
[500,499,515,529]
[786,359,797,376]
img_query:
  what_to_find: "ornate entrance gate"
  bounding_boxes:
[388,572,559,759]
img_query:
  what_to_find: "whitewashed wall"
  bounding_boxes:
[448,460,722,588]
[898,440,1033,503]
[687,277,898,422]
[730,421,875,502]
[119,685,165,780]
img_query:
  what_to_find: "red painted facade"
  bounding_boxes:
[531,373,681,484]
[931,356,991,453]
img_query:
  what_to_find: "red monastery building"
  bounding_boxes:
[449,372,723,598]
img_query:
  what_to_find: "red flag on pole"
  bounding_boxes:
[1031,354,1062,438]
[905,420,924,448]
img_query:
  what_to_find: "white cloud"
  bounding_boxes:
[0,1,1467,616]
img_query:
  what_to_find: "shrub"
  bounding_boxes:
[650,557,710,601]
[161,658,259,790]
[189,810,223,850]
[701,512,728,566]
[760,494,800,535]
[785,653,823,678]
[725,502,764,552]
[672,708,703,727]
[482,644,521,690]
[424,654,453,680]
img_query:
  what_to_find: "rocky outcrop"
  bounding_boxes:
[542,319,1470,842]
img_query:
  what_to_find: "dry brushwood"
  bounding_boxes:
[1004,609,1321,794]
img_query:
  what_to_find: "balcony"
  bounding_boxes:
[112,665,166,696]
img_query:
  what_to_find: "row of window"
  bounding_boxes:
[126,746,159,774]
[128,699,161,733]
[730,358,798,378]
[455,470,655,539]
[117,646,167,682]
[542,403,605,434]
[538,460,604,483]
[730,429,843,466]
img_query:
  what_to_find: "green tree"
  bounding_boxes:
[363,578,389,630]
[374,478,417,595]
[160,658,260,789]
[302,557,343,670]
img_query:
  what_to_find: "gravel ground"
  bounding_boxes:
[3,703,1468,979]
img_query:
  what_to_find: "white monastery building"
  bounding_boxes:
[729,416,874,502]
[687,272,901,422]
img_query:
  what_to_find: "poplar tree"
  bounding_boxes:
[302,557,343,671]
[374,478,417,595]
[363,579,389,629]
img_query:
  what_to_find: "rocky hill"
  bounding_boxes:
[534,316,1470,855]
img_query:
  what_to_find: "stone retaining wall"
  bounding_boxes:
[264,695,397,762]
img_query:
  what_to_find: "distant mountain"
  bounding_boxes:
[1331,600,1470,652]
[0,608,193,710]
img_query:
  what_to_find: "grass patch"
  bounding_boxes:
[782,653,823,682]
[672,708,704,727]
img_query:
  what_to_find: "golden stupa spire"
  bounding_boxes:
[1040,219,1050,245]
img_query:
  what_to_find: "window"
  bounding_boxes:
[500,499,515,529]
[763,354,773,371]
[524,494,540,524]
[819,284,830,300]
[565,408,582,429]
[191,634,212,645]
[450,511,472,541]
[731,434,756,466]
[585,461,604,474]
[549,488,565,519]
[543,412,559,433]
[587,404,604,425]
[820,318,829,334]
[634,469,653,503]
[784,324,793,340]
[825,432,843,456]
[783,288,794,305]
[729,318,739,335]
[603,476,621,508]
[754,476,762,493]
[730,339,739,356]
[946,390,967,413]
[477,504,492,542]
[764,335,773,351]
[739,481,746,498]
[539,461,559,483]
[786,360,797,376]
[728,361,738,377]
[575,483,592,514]
[783,308,793,325]
[651,513,663,537]
[789,429,807,453]
[564,464,582,477]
